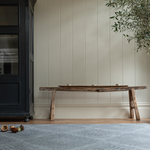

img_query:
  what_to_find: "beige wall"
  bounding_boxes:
[34,0,150,119]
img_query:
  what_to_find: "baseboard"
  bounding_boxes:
[33,103,150,119]
[34,102,150,107]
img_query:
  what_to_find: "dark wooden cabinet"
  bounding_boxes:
[0,0,36,122]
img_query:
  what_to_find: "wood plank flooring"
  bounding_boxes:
[0,119,150,125]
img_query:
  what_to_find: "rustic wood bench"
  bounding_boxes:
[39,85,147,121]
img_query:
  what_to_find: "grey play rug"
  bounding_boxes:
[0,124,150,150]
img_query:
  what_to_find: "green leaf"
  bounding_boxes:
[105,0,150,53]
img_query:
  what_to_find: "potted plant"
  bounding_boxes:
[105,0,150,54]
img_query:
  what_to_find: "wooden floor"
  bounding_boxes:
[0,119,150,125]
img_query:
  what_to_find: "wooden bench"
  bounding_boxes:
[39,85,147,121]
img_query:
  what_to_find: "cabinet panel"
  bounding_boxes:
[0,34,18,75]
[0,5,18,26]
[0,83,20,105]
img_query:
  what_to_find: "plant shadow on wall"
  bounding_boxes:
[105,0,150,54]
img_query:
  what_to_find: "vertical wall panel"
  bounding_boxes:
[135,50,148,102]
[85,0,98,103]
[73,0,86,104]
[48,0,61,86]
[36,0,49,104]
[122,37,135,102]
[60,0,73,104]
[110,9,123,102]
[147,55,150,103]
[97,0,110,102]
[48,0,61,104]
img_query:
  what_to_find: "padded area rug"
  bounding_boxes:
[0,124,150,150]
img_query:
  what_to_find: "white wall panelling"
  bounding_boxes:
[109,7,123,103]
[34,0,150,119]
[48,0,61,104]
[85,0,98,104]
[35,0,49,104]
[122,37,135,102]
[135,50,148,103]
[60,0,74,104]
[72,0,86,104]
[97,0,110,103]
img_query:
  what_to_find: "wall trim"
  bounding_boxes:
[34,102,150,107]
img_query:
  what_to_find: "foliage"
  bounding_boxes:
[105,0,150,54]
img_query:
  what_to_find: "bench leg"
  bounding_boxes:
[128,90,134,119]
[130,89,140,120]
[50,90,56,121]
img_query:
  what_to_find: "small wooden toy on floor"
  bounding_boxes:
[1,125,25,133]
[1,125,8,132]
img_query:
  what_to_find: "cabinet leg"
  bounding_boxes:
[29,116,33,119]
[24,116,29,122]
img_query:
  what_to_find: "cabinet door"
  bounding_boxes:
[0,0,26,115]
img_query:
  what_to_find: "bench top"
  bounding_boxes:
[39,85,147,92]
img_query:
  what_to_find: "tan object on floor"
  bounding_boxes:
[1,125,8,132]
[10,126,15,131]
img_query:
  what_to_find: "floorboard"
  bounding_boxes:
[0,119,150,124]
